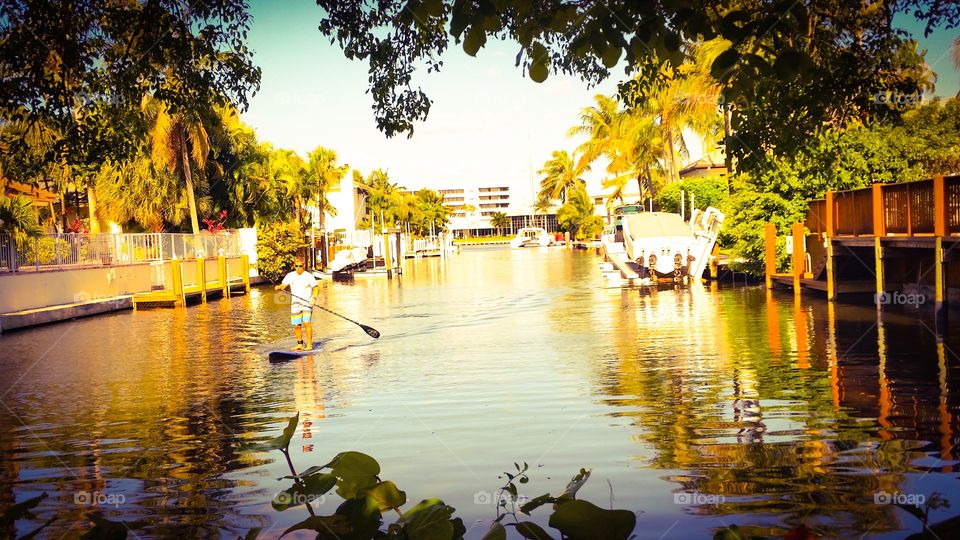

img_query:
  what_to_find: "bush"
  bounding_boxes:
[655,177,729,214]
[257,222,307,282]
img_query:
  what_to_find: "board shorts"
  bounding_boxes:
[290,305,312,325]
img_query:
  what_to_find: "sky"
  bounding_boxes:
[240,2,959,207]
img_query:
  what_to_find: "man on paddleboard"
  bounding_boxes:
[274,258,319,351]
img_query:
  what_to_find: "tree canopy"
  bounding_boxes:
[0,0,261,169]
[315,0,955,148]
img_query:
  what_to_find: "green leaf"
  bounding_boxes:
[272,473,337,511]
[513,521,555,539]
[359,480,407,511]
[335,496,382,540]
[711,48,740,80]
[529,62,548,83]
[463,26,486,57]
[601,45,621,68]
[279,515,351,539]
[241,413,299,453]
[325,451,381,499]
[1,492,47,524]
[519,493,555,514]
[403,499,456,540]
[481,521,507,540]
[241,528,261,540]
[772,49,803,78]
[548,500,635,540]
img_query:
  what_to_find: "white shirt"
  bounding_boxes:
[282,270,318,311]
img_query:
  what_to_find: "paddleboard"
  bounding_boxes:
[268,342,324,362]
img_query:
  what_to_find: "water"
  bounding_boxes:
[1,247,958,539]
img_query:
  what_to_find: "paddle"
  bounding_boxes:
[284,290,381,339]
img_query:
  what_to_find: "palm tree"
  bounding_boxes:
[354,169,399,232]
[270,149,308,228]
[93,152,188,231]
[489,211,510,236]
[0,195,42,243]
[414,189,452,236]
[537,150,590,203]
[304,146,349,233]
[148,99,211,234]
[954,36,960,95]
[556,183,604,240]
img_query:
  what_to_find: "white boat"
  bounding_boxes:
[600,204,724,284]
[510,227,552,248]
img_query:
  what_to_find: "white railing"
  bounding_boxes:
[0,231,243,272]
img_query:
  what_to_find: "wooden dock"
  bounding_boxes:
[766,174,960,318]
[133,256,251,308]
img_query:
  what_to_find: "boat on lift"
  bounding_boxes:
[510,227,552,248]
[600,203,724,285]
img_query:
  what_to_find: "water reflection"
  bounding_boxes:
[0,248,958,539]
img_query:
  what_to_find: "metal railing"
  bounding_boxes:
[1,231,243,272]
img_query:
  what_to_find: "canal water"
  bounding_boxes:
[1,247,958,539]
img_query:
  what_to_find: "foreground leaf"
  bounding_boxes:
[335,496,382,540]
[272,473,337,511]
[548,499,635,540]
[279,515,350,539]
[403,498,456,540]
[359,480,406,511]
[512,521,555,539]
[326,451,381,499]
[242,413,300,452]
[481,521,507,540]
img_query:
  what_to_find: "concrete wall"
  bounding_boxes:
[0,256,249,313]
[0,264,157,313]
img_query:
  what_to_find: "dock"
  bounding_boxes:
[132,256,251,308]
[765,174,960,318]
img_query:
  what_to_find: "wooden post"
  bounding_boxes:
[218,255,229,298]
[709,244,720,280]
[382,234,393,278]
[171,258,184,306]
[792,222,805,294]
[764,223,777,289]
[874,237,885,310]
[196,257,206,303]
[825,191,835,237]
[934,174,947,237]
[935,236,946,321]
[872,183,885,237]
[241,254,251,293]
[826,239,836,301]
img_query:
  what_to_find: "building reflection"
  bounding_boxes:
[601,286,960,537]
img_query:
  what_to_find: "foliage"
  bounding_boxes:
[556,184,604,241]
[303,147,349,232]
[656,178,729,214]
[354,169,400,233]
[257,222,308,282]
[0,195,43,243]
[489,212,509,235]
[203,210,229,233]
[241,413,637,540]
[719,97,960,274]
[536,150,588,203]
[0,0,260,169]
[314,1,953,139]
